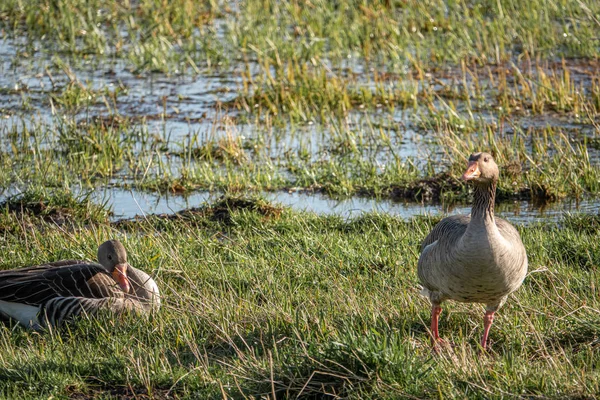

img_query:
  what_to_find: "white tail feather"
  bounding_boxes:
[0,299,40,328]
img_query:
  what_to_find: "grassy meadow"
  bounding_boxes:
[0,199,599,399]
[0,0,599,398]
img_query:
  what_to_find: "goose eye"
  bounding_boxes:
[484,157,489,162]
[107,254,113,260]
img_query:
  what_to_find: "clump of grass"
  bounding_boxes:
[230,62,419,122]
[561,213,600,235]
[188,134,248,165]
[0,0,223,73]
[232,0,600,67]
[203,194,283,223]
[50,79,127,113]
[3,104,596,202]
[115,194,283,228]
[0,114,151,189]
[0,187,111,227]
[495,61,600,115]
[3,0,600,75]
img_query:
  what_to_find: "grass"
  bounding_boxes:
[3,0,600,72]
[436,123,600,200]
[0,199,598,398]
[0,0,223,72]
[228,62,419,123]
[0,188,111,230]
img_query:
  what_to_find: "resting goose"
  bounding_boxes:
[417,152,528,350]
[0,240,160,329]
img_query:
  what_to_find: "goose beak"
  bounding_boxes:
[112,263,131,293]
[462,161,481,181]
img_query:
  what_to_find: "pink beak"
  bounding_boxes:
[112,263,131,293]
[462,161,481,181]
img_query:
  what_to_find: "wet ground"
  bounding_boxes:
[0,35,599,222]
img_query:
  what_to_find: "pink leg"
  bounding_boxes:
[481,310,495,350]
[430,305,443,345]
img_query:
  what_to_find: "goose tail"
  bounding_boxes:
[419,286,431,298]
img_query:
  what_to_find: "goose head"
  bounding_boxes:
[97,240,131,293]
[461,152,499,185]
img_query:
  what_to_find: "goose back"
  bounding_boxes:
[0,262,110,305]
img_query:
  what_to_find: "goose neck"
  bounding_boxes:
[127,266,161,309]
[470,180,497,223]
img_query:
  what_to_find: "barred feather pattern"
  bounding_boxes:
[0,261,106,305]
[39,296,145,327]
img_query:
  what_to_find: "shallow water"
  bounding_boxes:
[86,186,597,224]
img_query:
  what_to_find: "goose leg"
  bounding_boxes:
[430,304,444,345]
[481,310,495,350]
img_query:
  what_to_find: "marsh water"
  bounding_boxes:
[0,36,598,223]
[76,187,599,223]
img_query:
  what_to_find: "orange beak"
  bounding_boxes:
[112,263,131,293]
[462,161,481,181]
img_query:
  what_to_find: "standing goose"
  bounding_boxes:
[417,152,527,350]
[0,240,160,329]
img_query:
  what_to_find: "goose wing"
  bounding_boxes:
[21,260,124,298]
[420,214,470,251]
[0,262,108,305]
[496,217,525,244]
[86,273,124,298]
[418,215,470,296]
[40,296,145,327]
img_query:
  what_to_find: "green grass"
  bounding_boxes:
[0,200,598,398]
[436,123,600,200]
[3,0,600,72]
[228,62,419,122]
[0,0,223,73]
[1,108,597,201]
[0,188,111,229]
